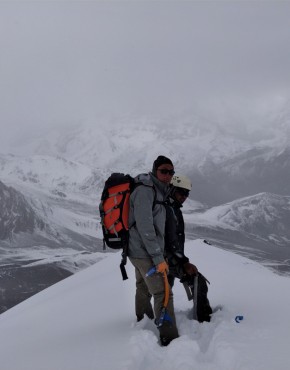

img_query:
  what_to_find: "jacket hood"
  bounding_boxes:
[150,172,171,197]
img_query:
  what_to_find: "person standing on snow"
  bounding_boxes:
[165,174,212,323]
[128,155,179,346]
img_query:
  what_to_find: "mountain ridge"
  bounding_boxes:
[185,192,290,275]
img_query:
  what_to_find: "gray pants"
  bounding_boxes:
[129,257,179,342]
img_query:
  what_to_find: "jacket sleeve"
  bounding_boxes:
[165,205,189,267]
[131,185,165,265]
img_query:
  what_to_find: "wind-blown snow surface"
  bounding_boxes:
[0,240,289,370]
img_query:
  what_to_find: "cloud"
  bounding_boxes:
[0,0,290,142]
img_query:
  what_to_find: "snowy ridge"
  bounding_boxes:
[185,192,290,244]
[186,193,290,229]
[184,193,290,275]
[0,240,289,370]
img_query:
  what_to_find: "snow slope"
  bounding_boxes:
[0,240,289,370]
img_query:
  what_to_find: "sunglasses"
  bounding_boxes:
[157,169,175,176]
[176,188,190,197]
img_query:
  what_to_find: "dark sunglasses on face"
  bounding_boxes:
[157,169,175,176]
[176,188,190,197]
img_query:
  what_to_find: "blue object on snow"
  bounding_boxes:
[235,315,244,323]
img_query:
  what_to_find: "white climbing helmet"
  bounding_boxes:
[170,174,192,191]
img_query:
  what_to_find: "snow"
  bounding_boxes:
[0,239,289,370]
[184,192,290,232]
[0,154,94,195]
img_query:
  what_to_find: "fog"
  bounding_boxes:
[1,1,290,145]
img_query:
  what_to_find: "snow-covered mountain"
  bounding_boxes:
[0,155,104,313]
[191,145,290,205]
[1,115,290,313]
[0,152,104,197]
[0,180,45,240]
[184,192,290,275]
[0,240,289,370]
[4,115,290,205]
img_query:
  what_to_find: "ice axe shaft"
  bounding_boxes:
[193,275,199,321]
[146,266,171,327]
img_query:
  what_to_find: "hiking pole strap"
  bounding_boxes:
[120,249,128,281]
[120,261,128,281]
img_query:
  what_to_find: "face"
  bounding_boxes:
[156,164,175,184]
[174,188,189,204]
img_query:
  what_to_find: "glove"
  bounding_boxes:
[183,262,198,276]
[156,261,169,274]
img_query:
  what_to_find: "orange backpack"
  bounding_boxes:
[99,173,135,251]
[100,173,139,280]
[99,173,159,280]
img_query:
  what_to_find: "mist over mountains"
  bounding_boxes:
[191,145,290,205]
[4,113,290,204]
[0,114,290,313]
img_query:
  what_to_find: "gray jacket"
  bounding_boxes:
[128,173,170,266]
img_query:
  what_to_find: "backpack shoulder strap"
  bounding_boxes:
[133,181,166,210]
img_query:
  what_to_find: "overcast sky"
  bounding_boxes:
[1,1,290,143]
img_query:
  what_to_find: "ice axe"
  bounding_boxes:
[146,266,172,327]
